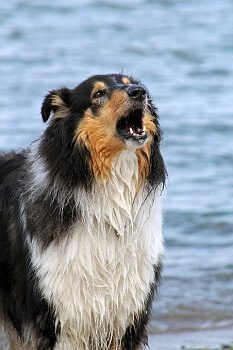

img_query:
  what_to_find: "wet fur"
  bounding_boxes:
[0,74,166,350]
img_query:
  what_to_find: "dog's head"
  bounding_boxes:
[40,74,165,188]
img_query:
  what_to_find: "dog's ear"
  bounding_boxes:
[41,87,71,122]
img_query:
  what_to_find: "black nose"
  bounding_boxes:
[127,85,146,101]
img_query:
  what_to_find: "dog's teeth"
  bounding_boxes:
[129,127,134,135]
[136,127,145,135]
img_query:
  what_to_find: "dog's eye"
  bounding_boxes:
[93,89,106,99]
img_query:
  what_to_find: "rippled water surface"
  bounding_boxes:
[1,0,233,338]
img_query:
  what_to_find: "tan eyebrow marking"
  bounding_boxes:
[121,77,131,85]
[92,81,107,94]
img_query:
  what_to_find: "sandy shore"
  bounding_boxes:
[149,328,233,349]
[1,328,232,349]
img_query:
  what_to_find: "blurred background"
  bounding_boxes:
[0,0,233,348]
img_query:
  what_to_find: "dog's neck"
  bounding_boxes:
[78,150,146,236]
[27,145,142,202]
[26,146,152,236]
[97,150,139,218]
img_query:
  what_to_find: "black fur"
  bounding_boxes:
[0,154,59,348]
[0,74,166,349]
[39,116,93,190]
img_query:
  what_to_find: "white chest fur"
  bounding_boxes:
[29,151,163,350]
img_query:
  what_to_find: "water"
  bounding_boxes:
[1,0,233,342]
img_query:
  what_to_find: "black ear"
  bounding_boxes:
[41,87,71,122]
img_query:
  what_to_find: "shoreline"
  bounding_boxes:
[149,327,233,349]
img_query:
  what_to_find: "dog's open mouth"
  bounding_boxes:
[116,108,147,143]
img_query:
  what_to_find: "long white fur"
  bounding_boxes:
[27,149,164,350]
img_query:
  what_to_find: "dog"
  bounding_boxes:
[0,74,166,350]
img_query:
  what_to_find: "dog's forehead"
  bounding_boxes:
[77,74,138,90]
[105,74,139,86]
[71,74,143,107]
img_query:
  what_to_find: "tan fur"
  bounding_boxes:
[75,90,157,186]
[136,145,151,192]
[51,94,69,119]
[92,81,107,95]
[75,111,125,181]
[104,90,130,116]
[143,112,157,135]
[136,112,157,190]
[74,90,129,181]
[51,95,66,109]
[121,77,131,85]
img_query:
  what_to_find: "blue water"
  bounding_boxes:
[1,0,233,336]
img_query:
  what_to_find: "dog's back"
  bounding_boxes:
[0,152,31,349]
[0,153,25,185]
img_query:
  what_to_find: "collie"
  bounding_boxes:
[0,74,166,350]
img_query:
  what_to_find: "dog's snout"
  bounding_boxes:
[127,85,146,102]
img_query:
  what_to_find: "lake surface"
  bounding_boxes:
[0,0,233,344]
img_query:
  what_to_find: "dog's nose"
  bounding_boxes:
[127,85,146,101]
